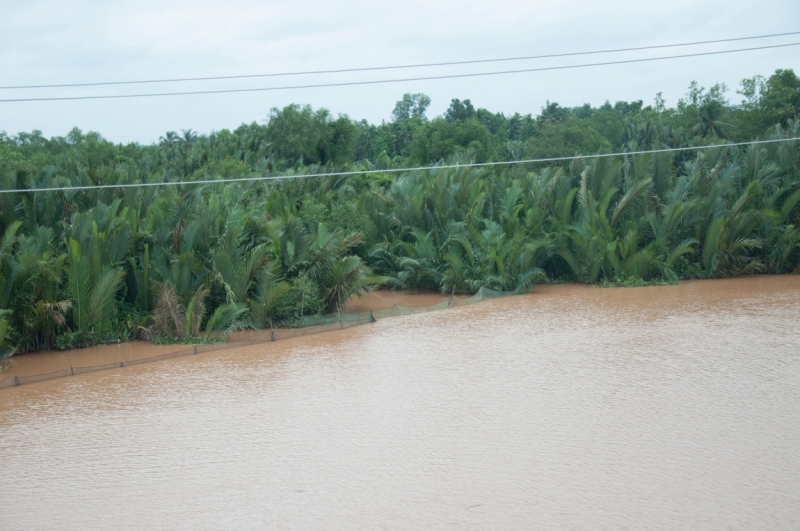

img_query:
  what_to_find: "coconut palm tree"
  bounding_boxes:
[693,101,733,138]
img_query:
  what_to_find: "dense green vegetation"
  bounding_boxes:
[1,69,799,356]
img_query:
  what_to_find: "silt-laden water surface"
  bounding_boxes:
[1,277,799,530]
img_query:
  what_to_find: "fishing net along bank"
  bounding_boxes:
[0,287,525,390]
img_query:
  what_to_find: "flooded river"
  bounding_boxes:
[1,277,799,530]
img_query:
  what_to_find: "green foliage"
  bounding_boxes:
[409,118,496,163]
[66,239,125,339]
[330,200,378,244]
[191,157,253,180]
[203,303,249,338]
[268,273,325,326]
[392,93,431,121]
[322,255,386,313]
[1,68,799,356]
[586,104,626,147]
[736,70,800,139]
[298,199,330,233]
[152,335,225,346]
[0,309,15,359]
[445,99,476,122]
[264,104,358,165]
[525,119,611,161]
[250,275,293,329]
[601,274,678,288]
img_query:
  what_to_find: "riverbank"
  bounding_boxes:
[2,276,797,389]
[0,289,465,388]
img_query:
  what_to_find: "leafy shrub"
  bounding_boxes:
[269,273,325,327]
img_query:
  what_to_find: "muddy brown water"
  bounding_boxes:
[1,277,799,530]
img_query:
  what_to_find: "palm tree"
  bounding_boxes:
[539,101,568,124]
[250,269,293,329]
[323,256,387,314]
[2,87,800,355]
[66,239,125,339]
[159,131,179,149]
[146,282,210,340]
[693,101,733,138]
[181,129,198,146]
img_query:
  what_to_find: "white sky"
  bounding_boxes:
[1,0,798,144]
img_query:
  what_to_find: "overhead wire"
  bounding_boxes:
[1,42,798,103]
[1,31,798,90]
[2,137,796,194]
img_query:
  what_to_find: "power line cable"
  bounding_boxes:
[2,31,798,90]
[1,42,797,104]
[2,137,795,194]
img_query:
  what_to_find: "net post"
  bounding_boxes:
[14,375,19,386]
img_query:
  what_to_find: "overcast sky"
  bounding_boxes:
[1,0,798,144]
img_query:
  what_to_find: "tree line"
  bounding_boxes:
[0,68,799,356]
